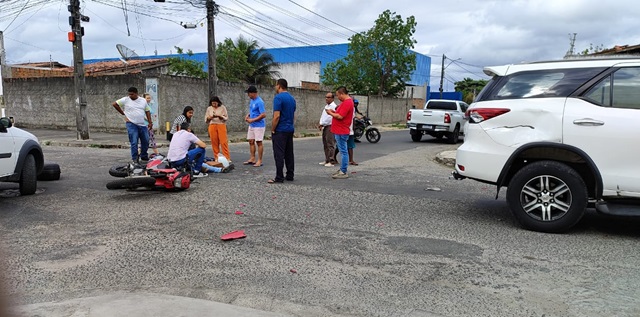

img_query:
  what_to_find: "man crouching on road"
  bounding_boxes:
[167,122,208,178]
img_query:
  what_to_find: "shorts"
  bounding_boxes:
[347,135,356,149]
[247,127,265,141]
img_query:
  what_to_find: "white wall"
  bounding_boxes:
[273,62,321,88]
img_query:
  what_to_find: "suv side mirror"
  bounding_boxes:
[0,117,12,132]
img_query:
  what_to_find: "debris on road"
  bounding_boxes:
[221,230,246,241]
[425,187,442,192]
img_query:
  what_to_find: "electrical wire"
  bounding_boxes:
[2,0,31,31]
[287,0,356,35]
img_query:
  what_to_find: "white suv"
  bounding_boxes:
[0,117,44,195]
[454,57,640,233]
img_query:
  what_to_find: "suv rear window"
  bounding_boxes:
[477,68,607,101]
[426,101,457,110]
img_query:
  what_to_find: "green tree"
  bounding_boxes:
[321,10,417,97]
[454,78,488,104]
[167,46,207,78]
[216,35,280,84]
[578,43,606,55]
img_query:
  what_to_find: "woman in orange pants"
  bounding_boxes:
[205,96,230,162]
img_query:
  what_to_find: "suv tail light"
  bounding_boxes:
[467,108,511,123]
[444,113,451,123]
[406,111,411,121]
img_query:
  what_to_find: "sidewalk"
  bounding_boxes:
[30,125,405,149]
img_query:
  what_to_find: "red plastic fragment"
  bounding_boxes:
[239,203,246,207]
[221,230,246,241]
[235,210,244,215]
[290,268,297,274]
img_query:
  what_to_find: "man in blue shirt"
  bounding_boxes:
[244,85,266,167]
[268,78,296,184]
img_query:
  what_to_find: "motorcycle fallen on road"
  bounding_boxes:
[353,115,381,143]
[106,157,191,191]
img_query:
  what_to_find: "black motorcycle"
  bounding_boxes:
[353,115,381,143]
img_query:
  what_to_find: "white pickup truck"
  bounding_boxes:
[406,99,468,143]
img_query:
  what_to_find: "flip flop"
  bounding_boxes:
[267,179,283,184]
[253,163,263,167]
[243,161,256,165]
[349,162,359,166]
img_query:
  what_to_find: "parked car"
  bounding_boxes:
[453,57,640,233]
[406,99,468,143]
[0,117,44,195]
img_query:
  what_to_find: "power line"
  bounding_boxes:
[2,0,31,32]
[287,0,356,36]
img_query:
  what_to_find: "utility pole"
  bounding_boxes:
[69,0,90,140]
[439,54,445,99]
[206,0,219,99]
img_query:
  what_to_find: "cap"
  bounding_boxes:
[354,99,359,104]
[245,85,258,93]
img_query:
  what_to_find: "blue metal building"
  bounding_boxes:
[85,43,431,88]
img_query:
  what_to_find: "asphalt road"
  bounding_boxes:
[1,130,640,317]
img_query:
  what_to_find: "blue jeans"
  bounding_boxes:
[335,134,349,173]
[126,122,149,160]
[171,147,206,173]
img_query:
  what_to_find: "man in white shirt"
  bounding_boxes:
[167,122,208,178]
[318,92,338,167]
[112,87,153,162]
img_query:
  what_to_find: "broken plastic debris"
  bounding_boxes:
[235,210,244,215]
[289,268,297,274]
[351,171,356,174]
[377,222,384,227]
[239,203,246,207]
[221,230,246,241]
[425,187,442,192]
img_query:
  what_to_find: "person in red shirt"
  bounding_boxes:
[326,86,354,179]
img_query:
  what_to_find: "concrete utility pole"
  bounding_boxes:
[439,54,445,99]
[206,0,219,99]
[69,0,90,140]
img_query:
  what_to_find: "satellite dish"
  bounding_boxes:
[116,44,139,61]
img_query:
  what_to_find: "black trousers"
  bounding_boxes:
[272,131,294,181]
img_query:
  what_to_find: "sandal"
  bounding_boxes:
[243,161,256,165]
[267,179,284,184]
[349,161,359,166]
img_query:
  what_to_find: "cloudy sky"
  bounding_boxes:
[2,0,640,95]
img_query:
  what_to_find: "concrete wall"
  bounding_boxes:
[2,74,409,134]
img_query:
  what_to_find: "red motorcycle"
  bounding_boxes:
[106,158,191,191]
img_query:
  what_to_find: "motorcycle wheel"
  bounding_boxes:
[366,128,381,143]
[354,126,364,140]
[106,177,156,190]
[109,165,130,177]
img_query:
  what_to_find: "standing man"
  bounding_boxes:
[268,79,296,184]
[112,87,152,162]
[326,86,354,179]
[318,92,337,167]
[244,85,266,167]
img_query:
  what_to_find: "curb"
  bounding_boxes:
[435,150,456,167]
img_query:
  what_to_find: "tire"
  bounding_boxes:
[106,177,156,190]
[411,132,422,142]
[365,128,381,143]
[506,160,588,233]
[38,162,61,181]
[109,165,130,178]
[447,125,460,144]
[19,154,38,195]
[354,126,364,141]
[435,134,444,140]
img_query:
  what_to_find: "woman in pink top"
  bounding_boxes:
[205,96,230,161]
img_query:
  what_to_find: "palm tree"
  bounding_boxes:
[234,36,281,85]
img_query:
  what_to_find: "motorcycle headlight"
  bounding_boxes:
[368,120,373,125]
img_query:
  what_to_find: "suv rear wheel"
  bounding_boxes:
[506,160,587,233]
[19,154,38,195]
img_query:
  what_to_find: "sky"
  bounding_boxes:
[2,0,640,96]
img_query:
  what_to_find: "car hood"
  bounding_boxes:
[9,126,39,143]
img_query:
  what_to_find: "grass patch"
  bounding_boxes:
[389,122,406,129]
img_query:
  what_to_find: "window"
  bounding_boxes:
[426,101,456,111]
[585,67,640,109]
[479,68,606,101]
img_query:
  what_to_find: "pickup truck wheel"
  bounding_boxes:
[506,160,587,233]
[19,154,38,195]
[411,132,422,142]
[447,125,460,144]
